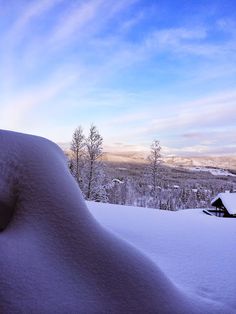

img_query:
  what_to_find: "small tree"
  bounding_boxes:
[85,124,104,200]
[70,126,85,184]
[148,139,162,195]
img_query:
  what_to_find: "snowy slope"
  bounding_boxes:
[0,130,235,314]
[88,202,236,312]
[186,166,236,177]
[164,156,236,170]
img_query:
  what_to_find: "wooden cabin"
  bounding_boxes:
[209,192,236,217]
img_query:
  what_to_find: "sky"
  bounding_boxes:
[0,0,236,156]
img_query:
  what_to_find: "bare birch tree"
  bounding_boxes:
[148,139,162,195]
[85,124,103,200]
[70,126,85,184]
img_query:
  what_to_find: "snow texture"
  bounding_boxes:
[211,192,236,215]
[187,166,236,177]
[89,202,236,313]
[0,130,234,313]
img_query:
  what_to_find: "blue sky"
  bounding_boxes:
[0,0,236,156]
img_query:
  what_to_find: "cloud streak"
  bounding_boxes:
[1,69,77,129]
[0,1,236,155]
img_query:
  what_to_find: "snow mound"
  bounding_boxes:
[0,130,234,313]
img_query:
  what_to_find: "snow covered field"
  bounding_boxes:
[88,202,236,312]
[186,166,236,177]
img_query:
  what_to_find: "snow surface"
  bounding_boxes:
[187,166,236,177]
[0,130,235,313]
[88,202,236,312]
[211,192,236,215]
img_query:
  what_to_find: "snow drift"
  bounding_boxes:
[0,130,234,313]
[89,203,236,312]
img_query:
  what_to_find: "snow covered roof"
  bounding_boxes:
[112,178,124,184]
[173,185,179,188]
[211,192,236,215]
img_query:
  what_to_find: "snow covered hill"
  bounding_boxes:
[1,130,235,313]
[101,152,236,171]
[186,166,236,177]
[59,142,236,170]
[88,202,236,312]
[164,156,236,170]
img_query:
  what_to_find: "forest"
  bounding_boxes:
[67,125,236,211]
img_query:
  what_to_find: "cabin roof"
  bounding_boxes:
[211,193,236,215]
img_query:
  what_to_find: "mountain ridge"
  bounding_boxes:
[101,151,236,170]
[58,143,236,170]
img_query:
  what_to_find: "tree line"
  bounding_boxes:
[68,125,236,210]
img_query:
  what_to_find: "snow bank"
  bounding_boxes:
[88,202,236,312]
[0,130,234,313]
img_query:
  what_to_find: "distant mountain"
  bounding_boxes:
[101,151,148,164]
[58,143,236,170]
[102,151,236,170]
[164,156,236,170]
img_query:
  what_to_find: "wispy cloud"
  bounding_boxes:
[0,1,236,155]
[149,90,236,130]
[49,0,105,45]
[167,144,236,157]
[147,27,207,47]
[5,0,61,43]
[1,69,77,129]
[104,89,236,154]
